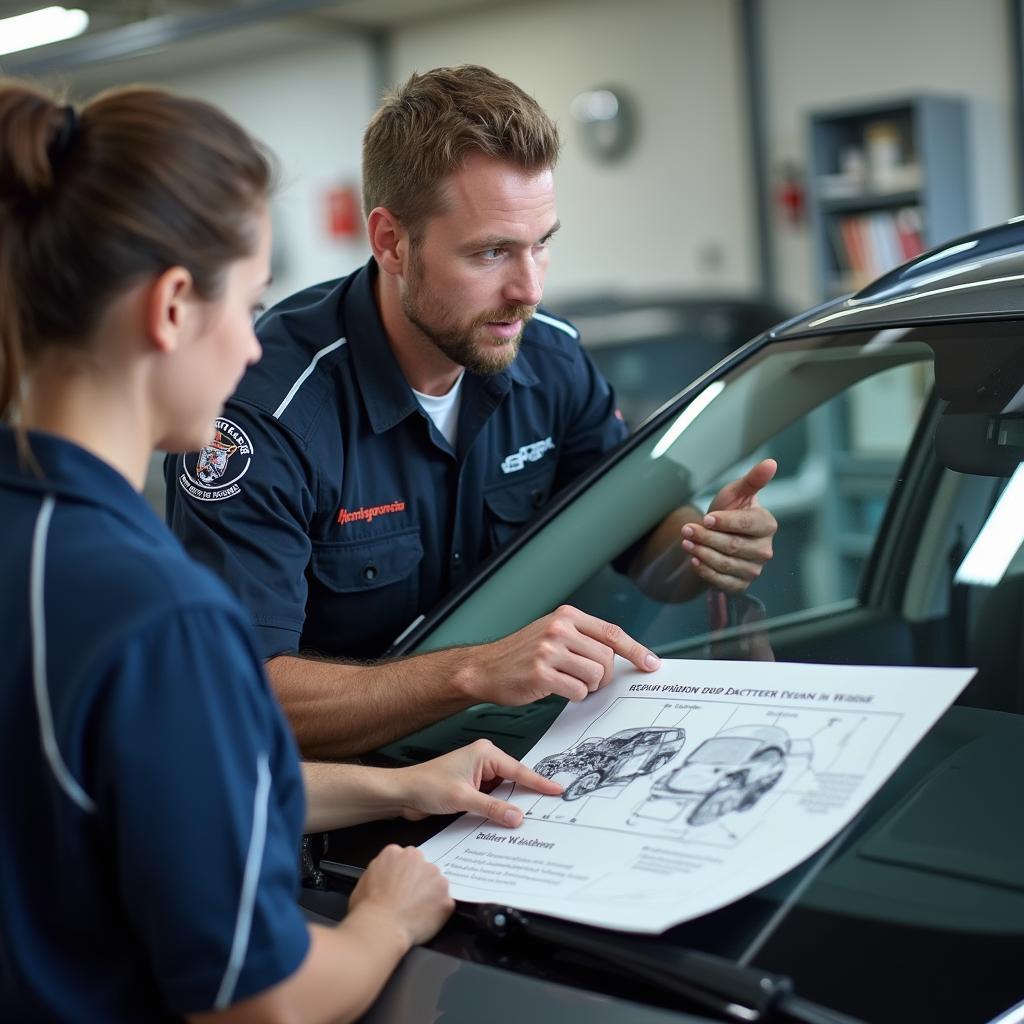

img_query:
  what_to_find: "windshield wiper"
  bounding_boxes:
[319,860,865,1024]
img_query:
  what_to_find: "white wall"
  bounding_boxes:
[761,0,1017,310]
[388,0,759,304]
[70,29,378,305]
[167,39,377,305]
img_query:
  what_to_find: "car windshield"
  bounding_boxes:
[686,737,763,765]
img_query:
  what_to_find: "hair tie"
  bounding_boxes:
[48,105,80,169]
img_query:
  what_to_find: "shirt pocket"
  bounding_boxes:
[310,526,424,593]
[483,463,559,548]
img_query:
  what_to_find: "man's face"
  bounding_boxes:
[399,153,558,375]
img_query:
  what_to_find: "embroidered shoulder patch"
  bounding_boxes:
[178,417,253,502]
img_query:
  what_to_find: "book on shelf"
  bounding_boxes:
[894,207,926,260]
[825,206,925,290]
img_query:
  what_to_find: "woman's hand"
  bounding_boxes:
[396,739,563,826]
[347,845,454,949]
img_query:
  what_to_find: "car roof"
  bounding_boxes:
[711,725,789,745]
[773,219,1024,339]
[608,726,677,739]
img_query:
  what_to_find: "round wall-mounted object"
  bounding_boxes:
[569,87,636,163]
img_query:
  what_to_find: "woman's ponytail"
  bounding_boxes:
[0,76,273,427]
[0,82,71,423]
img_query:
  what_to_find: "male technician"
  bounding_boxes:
[167,65,777,759]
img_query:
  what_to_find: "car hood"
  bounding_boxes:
[538,749,604,772]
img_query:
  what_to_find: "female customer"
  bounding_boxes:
[0,79,558,1023]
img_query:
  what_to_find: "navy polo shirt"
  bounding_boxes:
[0,428,309,1021]
[166,259,627,660]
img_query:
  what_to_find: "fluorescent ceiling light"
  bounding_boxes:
[0,6,89,57]
[955,464,1024,587]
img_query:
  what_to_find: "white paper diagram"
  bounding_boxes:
[522,697,896,847]
[420,658,975,933]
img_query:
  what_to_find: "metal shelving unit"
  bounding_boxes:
[802,98,971,599]
[808,96,971,299]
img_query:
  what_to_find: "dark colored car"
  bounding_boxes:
[316,221,1024,1024]
[562,293,792,429]
[533,725,686,800]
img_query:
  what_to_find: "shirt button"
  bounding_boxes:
[451,551,462,564]
[362,563,379,582]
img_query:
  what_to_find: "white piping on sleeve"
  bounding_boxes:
[215,751,272,1009]
[533,312,579,339]
[272,337,347,419]
[30,495,96,815]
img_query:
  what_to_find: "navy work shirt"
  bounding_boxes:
[0,428,309,1021]
[166,259,627,660]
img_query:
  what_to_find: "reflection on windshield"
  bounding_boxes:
[650,380,725,459]
[955,464,1024,586]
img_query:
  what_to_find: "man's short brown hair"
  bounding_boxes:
[362,64,560,237]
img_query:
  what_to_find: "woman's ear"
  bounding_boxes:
[366,207,408,276]
[145,267,196,353]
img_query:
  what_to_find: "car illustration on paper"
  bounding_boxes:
[533,726,686,801]
[635,725,789,825]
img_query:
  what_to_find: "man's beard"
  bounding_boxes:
[401,263,535,375]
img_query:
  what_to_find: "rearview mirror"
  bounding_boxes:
[935,409,1024,476]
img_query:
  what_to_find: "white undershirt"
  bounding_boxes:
[412,372,465,448]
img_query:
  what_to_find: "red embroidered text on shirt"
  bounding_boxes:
[337,501,407,526]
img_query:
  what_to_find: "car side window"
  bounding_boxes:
[408,332,938,662]
[704,361,933,616]
[563,359,934,652]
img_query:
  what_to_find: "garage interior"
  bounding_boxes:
[3,4,1023,1023]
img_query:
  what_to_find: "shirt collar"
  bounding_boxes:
[344,258,539,435]
[344,261,420,434]
[505,340,541,387]
[0,427,169,545]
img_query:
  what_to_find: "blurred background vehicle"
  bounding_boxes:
[564,294,792,429]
